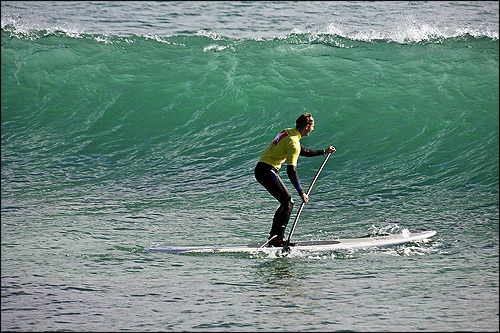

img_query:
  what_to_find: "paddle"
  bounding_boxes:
[282,152,332,253]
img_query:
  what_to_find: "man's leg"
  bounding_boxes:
[255,163,294,243]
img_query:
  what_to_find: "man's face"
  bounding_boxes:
[304,120,315,136]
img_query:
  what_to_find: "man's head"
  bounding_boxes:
[296,113,315,136]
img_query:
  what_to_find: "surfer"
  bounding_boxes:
[254,113,336,247]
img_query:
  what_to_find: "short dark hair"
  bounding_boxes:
[296,113,314,130]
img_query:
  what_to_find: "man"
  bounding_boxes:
[254,113,336,247]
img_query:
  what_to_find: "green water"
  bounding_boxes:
[2,28,498,331]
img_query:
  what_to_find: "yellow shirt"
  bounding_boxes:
[259,128,302,170]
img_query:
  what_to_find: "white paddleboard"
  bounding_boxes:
[146,230,436,254]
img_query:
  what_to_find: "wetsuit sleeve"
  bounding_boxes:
[287,165,304,196]
[300,144,325,157]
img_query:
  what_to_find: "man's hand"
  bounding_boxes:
[325,145,336,154]
[301,193,309,203]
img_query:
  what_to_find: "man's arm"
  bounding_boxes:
[300,145,324,157]
[301,144,336,156]
[286,165,303,196]
[287,165,309,203]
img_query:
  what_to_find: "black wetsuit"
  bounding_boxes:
[255,145,324,241]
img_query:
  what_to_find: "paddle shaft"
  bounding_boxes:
[286,152,332,245]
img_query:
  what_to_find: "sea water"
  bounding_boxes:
[1,1,498,331]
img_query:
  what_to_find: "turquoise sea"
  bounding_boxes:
[2,1,498,331]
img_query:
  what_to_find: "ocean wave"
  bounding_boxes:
[2,19,498,45]
[2,24,498,219]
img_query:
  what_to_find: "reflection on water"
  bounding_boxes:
[253,257,314,300]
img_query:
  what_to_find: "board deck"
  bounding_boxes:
[146,230,437,254]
